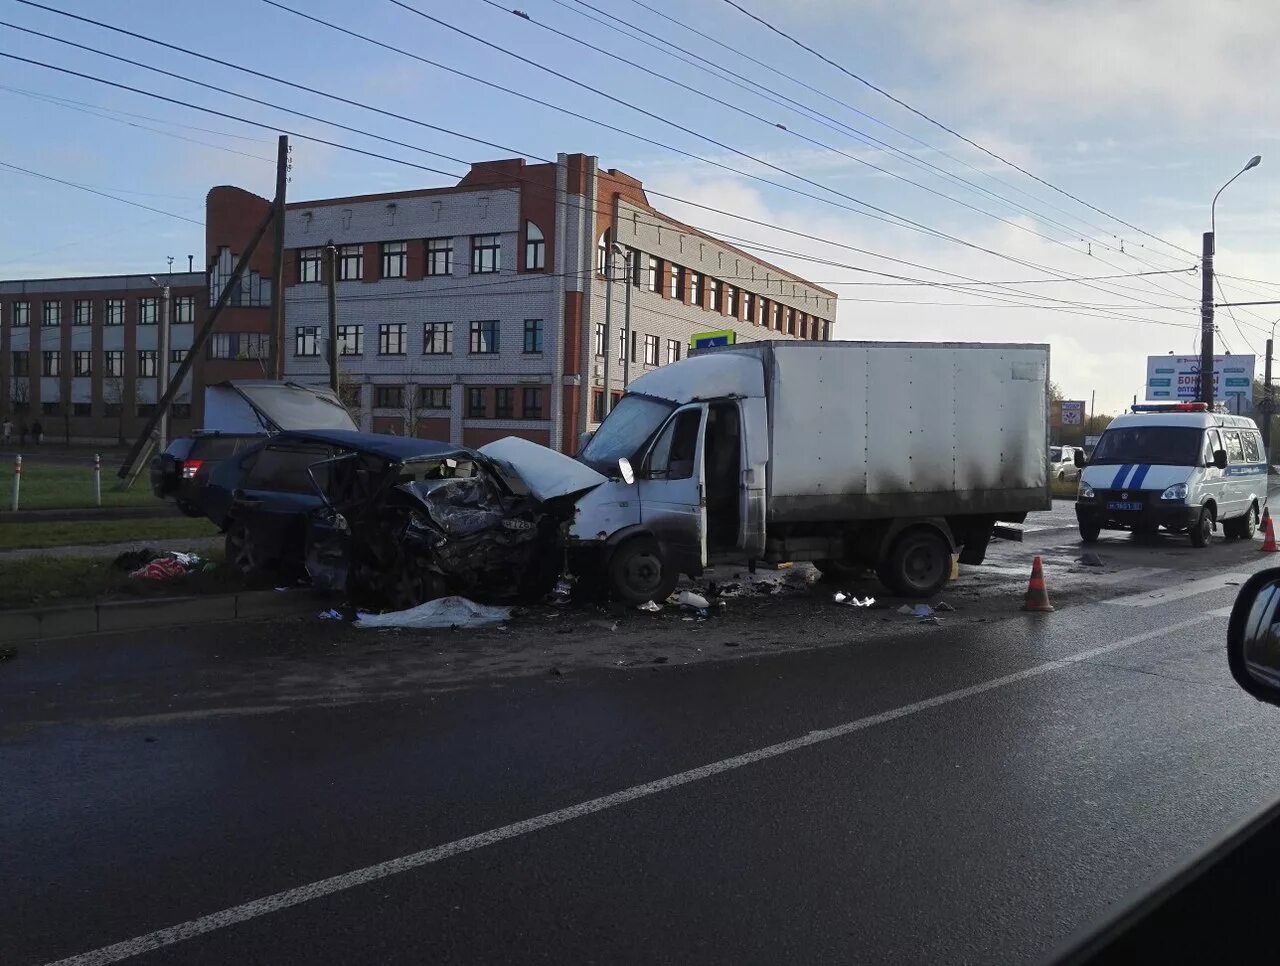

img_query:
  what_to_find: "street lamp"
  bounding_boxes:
[1201,155,1262,404]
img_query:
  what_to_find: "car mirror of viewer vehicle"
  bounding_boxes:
[1227,569,1280,707]
[1074,450,1086,468]
[1214,450,1229,470]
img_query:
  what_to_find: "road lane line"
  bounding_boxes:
[41,613,1220,966]
[1104,572,1248,607]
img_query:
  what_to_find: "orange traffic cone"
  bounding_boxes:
[1022,556,1055,612]
[1261,508,1277,553]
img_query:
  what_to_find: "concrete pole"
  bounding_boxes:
[602,247,614,418]
[1199,231,1215,406]
[157,284,170,451]
[326,244,339,394]
[1265,336,1274,457]
[623,250,633,390]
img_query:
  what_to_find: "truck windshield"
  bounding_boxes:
[1090,426,1204,466]
[580,395,676,474]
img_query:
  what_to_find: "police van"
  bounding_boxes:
[1074,403,1269,547]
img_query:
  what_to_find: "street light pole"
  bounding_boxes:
[1201,155,1262,405]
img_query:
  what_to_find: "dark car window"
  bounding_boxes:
[647,409,702,480]
[193,435,261,460]
[244,443,335,494]
[1090,426,1204,465]
[163,438,194,459]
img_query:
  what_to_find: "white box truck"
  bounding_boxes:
[482,341,1050,602]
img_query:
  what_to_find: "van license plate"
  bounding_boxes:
[1107,501,1141,512]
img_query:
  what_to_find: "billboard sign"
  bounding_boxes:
[1060,400,1085,426]
[1144,355,1255,407]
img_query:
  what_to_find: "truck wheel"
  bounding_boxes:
[608,536,678,606]
[877,528,950,598]
[1189,508,1212,548]
[1079,523,1101,544]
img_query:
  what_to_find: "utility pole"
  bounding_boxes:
[157,281,170,451]
[1266,335,1274,456]
[325,243,339,393]
[271,135,290,379]
[1089,389,1095,432]
[602,245,614,419]
[1199,230,1215,406]
[621,247,633,390]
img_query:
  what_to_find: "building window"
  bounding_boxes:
[11,350,29,376]
[423,321,453,355]
[138,297,158,325]
[522,387,543,418]
[689,272,702,306]
[12,300,30,327]
[42,350,61,376]
[374,385,404,409]
[73,300,92,326]
[137,350,157,377]
[378,322,407,355]
[299,248,322,282]
[208,333,269,360]
[174,295,196,323]
[469,319,499,354]
[630,249,643,287]
[103,350,122,377]
[523,319,544,354]
[592,389,605,423]
[742,291,754,322]
[105,299,125,326]
[467,387,487,418]
[42,401,61,417]
[618,331,627,363]
[494,387,513,418]
[666,339,681,365]
[136,403,156,418]
[787,307,796,335]
[338,244,363,281]
[294,326,320,357]
[669,263,679,299]
[594,322,605,357]
[471,234,501,274]
[774,303,784,331]
[727,286,738,318]
[596,231,609,275]
[420,386,449,410]
[644,333,659,366]
[647,255,659,292]
[381,241,407,279]
[525,222,545,270]
[426,237,453,276]
[42,301,62,327]
[708,278,720,312]
[758,298,769,327]
[171,349,186,366]
[73,351,92,377]
[172,403,192,419]
[336,324,363,355]
[72,402,92,417]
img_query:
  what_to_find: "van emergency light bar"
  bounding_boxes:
[1131,403,1209,413]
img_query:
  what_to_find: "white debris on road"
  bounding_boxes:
[355,596,513,630]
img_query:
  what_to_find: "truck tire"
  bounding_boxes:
[877,528,950,598]
[1189,508,1212,548]
[608,536,679,606]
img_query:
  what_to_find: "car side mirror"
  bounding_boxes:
[1227,569,1280,706]
[618,457,635,485]
[1214,450,1228,470]
[1074,450,1086,468]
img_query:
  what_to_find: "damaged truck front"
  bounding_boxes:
[553,340,1051,602]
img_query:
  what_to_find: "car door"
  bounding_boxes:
[637,405,707,574]
[1200,429,1226,515]
[1240,429,1267,517]
[232,441,335,558]
[1222,430,1247,518]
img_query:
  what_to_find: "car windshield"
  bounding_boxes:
[579,395,677,474]
[1089,426,1203,465]
[1049,447,1063,462]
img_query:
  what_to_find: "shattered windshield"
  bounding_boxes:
[579,395,676,474]
[1089,426,1204,466]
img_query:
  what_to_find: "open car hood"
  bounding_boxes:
[479,436,608,502]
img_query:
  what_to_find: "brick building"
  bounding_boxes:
[212,152,837,453]
[0,272,205,443]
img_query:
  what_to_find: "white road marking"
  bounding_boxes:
[1208,606,1235,618]
[1087,566,1171,585]
[1104,572,1249,608]
[42,613,1219,966]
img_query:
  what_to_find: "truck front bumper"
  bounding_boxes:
[1075,499,1200,532]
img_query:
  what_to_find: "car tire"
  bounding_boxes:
[1080,523,1101,544]
[876,527,951,598]
[1190,508,1212,548]
[608,536,678,606]
[225,522,261,576]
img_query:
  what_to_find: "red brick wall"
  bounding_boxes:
[416,416,450,441]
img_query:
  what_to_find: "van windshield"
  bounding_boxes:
[1090,426,1203,466]
[580,395,676,474]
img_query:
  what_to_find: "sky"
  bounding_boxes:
[1,0,1278,415]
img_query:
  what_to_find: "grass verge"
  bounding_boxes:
[0,460,159,510]
[0,517,218,551]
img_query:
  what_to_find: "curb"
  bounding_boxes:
[0,590,317,644]
[0,505,182,524]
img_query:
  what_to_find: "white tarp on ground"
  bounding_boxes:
[354,596,512,630]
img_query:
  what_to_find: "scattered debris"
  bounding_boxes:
[585,619,619,633]
[918,616,944,626]
[834,592,876,607]
[317,609,344,621]
[934,601,956,612]
[675,590,710,610]
[1078,552,1105,567]
[111,547,159,571]
[129,557,190,581]
[354,596,513,630]
[636,600,663,612]
[897,603,935,618]
[652,656,669,664]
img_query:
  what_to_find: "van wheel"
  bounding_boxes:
[608,536,678,606]
[1224,504,1258,540]
[877,528,950,598]
[1189,508,1213,548]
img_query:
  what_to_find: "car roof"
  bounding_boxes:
[268,429,478,462]
[1108,412,1259,430]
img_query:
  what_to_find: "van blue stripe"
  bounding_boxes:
[1110,464,1133,488]
[1129,464,1151,489]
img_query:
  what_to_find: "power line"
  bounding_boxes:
[0,160,203,225]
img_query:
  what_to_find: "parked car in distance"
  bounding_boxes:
[1049,445,1082,482]
[151,433,262,517]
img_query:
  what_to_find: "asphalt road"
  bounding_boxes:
[6,527,1280,965]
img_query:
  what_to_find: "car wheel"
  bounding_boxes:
[877,528,950,598]
[608,536,678,606]
[225,522,260,576]
[1080,523,1101,544]
[1190,508,1212,548]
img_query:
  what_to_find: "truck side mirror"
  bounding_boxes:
[1214,450,1228,470]
[1073,450,1085,468]
[1227,569,1280,707]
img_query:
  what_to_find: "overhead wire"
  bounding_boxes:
[0,160,203,225]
